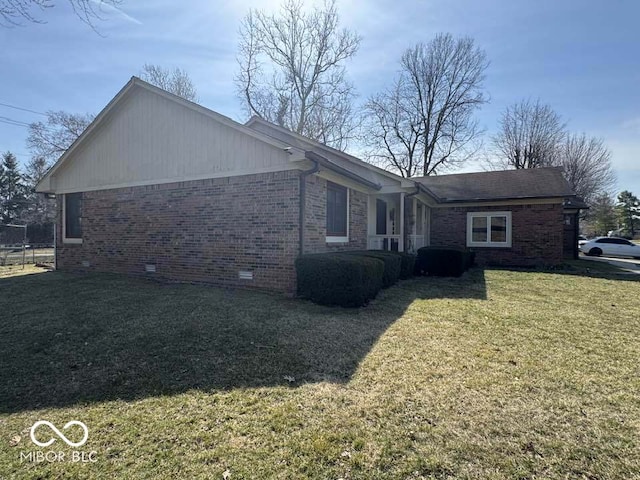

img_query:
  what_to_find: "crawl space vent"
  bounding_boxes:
[145,264,157,273]
[81,260,91,267]
[238,271,254,280]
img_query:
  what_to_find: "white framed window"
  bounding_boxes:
[466,211,512,248]
[326,181,349,243]
[63,193,83,244]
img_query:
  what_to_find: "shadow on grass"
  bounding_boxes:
[0,269,486,414]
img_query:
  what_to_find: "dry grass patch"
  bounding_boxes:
[0,267,638,479]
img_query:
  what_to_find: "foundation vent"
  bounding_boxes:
[238,271,254,280]
[81,260,91,267]
[145,264,157,273]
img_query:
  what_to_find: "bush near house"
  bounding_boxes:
[344,251,403,288]
[416,246,475,277]
[395,252,417,279]
[295,253,384,307]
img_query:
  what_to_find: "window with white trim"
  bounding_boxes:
[63,193,83,243]
[467,211,512,248]
[326,181,349,243]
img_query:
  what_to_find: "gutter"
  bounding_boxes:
[435,195,569,204]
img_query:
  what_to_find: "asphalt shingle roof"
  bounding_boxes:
[415,167,575,203]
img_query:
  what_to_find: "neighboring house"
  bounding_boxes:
[36,77,583,294]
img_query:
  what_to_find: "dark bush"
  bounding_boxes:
[395,252,416,279]
[416,246,473,277]
[295,253,384,307]
[344,251,402,288]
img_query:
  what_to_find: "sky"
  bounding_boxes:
[1,0,638,194]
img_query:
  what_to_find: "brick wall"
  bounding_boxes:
[303,175,368,253]
[56,171,300,293]
[430,203,564,266]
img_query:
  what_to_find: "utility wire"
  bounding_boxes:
[0,118,30,128]
[0,102,47,116]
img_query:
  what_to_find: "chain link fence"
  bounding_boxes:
[0,224,54,269]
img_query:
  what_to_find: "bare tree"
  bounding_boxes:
[492,99,565,169]
[561,133,616,204]
[27,111,94,165]
[236,0,360,150]
[140,64,198,102]
[0,0,121,27]
[362,34,488,177]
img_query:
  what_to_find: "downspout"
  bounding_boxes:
[299,159,320,257]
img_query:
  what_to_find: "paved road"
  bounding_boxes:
[580,254,640,274]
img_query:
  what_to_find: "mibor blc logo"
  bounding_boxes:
[30,420,89,448]
[20,420,97,463]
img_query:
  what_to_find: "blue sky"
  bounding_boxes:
[1,0,638,194]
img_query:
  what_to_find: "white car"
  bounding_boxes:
[578,235,589,248]
[580,237,640,259]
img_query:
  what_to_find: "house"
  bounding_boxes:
[36,77,583,294]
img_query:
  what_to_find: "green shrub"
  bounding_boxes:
[295,253,384,307]
[395,252,416,279]
[416,246,473,277]
[344,251,402,288]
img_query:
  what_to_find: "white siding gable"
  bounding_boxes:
[48,86,294,193]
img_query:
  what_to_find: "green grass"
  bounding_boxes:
[1,266,639,479]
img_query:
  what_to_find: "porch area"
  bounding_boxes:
[366,193,430,253]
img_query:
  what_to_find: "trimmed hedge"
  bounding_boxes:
[416,246,475,277]
[395,252,417,279]
[295,253,384,307]
[344,251,402,288]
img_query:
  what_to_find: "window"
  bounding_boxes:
[467,211,512,247]
[63,193,83,243]
[326,181,348,242]
[598,238,633,245]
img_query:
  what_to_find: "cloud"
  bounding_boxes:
[90,0,142,25]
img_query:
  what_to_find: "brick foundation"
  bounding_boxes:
[430,203,564,266]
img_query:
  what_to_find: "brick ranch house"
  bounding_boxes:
[36,77,584,294]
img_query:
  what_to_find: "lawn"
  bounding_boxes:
[1,264,639,479]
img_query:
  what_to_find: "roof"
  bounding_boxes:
[413,167,575,203]
[36,77,578,205]
[564,196,589,209]
[245,116,403,187]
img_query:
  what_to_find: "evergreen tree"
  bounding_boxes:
[22,156,55,226]
[0,152,27,224]
[616,190,640,237]
[584,194,617,237]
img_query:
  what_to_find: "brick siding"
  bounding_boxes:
[430,203,564,266]
[303,175,368,253]
[56,171,300,293]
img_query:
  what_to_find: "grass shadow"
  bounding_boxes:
[0,269,486,414]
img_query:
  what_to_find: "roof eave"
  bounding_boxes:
[305,151,382,190]
[246,116,404,184]
[437,195,568,204]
